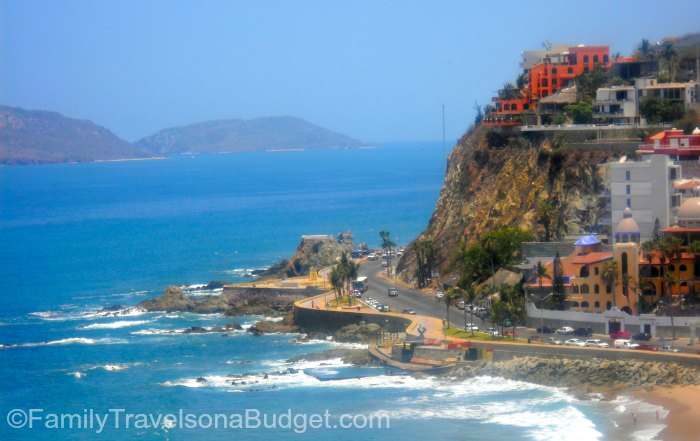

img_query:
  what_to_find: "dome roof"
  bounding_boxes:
[693,127,700,135]
[616,207,640,233]
[677,197,700,222]
[574,235,600,246]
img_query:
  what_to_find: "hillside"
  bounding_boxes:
[397,127,627,281]
[135,117,365,154]
[0,106,145,165]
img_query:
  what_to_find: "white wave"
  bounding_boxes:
[101,364,129,371]
[291,337,368,350]
[84,306,148,319]
[71,371,86,379]
[3,337,128,348]
[80,320,150,330]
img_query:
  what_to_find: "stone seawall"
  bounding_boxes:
[468,340,700,368]
[294,305,412,333]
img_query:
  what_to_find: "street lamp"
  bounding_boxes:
[538,292,556,337]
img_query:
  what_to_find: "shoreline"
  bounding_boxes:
[630,385,700,441]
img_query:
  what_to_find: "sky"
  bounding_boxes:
[1,1,699,144]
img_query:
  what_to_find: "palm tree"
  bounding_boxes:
[535,261,551,301]
[330,265,343,302]
[339,252,357,305]
[601,259,618,309]
[489,299,506,337]
[501,283,525,340]
[443,287,460,330]
[462,283,479,336]
[660,42,679,82]
[638,38,651,60]
[379,230,396,275]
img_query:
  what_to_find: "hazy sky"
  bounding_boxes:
[2,1,699,143]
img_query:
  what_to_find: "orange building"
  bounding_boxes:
[484,45,610,127]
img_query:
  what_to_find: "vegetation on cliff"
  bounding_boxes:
[398,126,623,283]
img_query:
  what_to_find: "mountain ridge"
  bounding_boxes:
[0,107,365,165]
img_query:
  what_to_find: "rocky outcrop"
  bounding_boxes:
[446,356,700,390]
[258,234,353,279]
[287,348,378,367]
[138,285,318,316]
[333,323,381,342]
[398,126,628,281]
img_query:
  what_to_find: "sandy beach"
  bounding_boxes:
[631,385,700,441]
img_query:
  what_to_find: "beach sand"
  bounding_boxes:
[632,385,700,441]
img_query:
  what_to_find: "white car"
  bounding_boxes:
[556,327,575,335]
[585,339,610,348]
[457,301,465,310]
[546,337,563,345]
[464,323,479,331]
[659,346,679,353]
[564,338,586,347]
[613,339,640,349]
[435,290,445,299]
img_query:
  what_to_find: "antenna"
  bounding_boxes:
[442,104,446,158]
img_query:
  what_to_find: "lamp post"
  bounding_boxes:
[538,292,556,337]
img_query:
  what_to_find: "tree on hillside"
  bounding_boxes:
[536,200,557,242]
[462,283,479,336]
[564,101,594,124]
[500,283,525,339]
[331,252,358,305]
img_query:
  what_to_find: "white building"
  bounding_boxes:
[605,155,681,242]
[593,85,638,124]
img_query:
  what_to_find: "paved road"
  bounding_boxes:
[357,259,700,354]
[357,259,491,333]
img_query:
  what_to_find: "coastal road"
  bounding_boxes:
[357,259,491,333]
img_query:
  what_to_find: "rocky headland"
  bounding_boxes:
[258,233,354,279]
[397,126,630,280]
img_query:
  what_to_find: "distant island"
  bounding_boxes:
[134,116,366,154]
[0,107,365,165]
[0,106,148,165]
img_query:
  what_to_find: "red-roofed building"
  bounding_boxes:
[637,128,700,157]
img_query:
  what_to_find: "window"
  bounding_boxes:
[567,67,573,74]
[552,78,558,86]
[584,67,590,73]
[626,170,630,181]
[606,301,612,310]
[593,55,599,63]
[603,55,609,63]
[552,67,557,74]
[626,198,631,208]
[668,264,675,272]
[594,284,600,294]
[542,78,548,87]
[581,301,589,308]
[511,103,518,111]
[570,302,580,308]
[626,184,631,195]
[606,284,611,294]
[594,267,599,275]
[523,103,529,110]
[595,301,600,308]
[581,284,590,294]
[504,104,510,111]
[583,55,589,63]
[580,266,590,277]
[680,264,688,272]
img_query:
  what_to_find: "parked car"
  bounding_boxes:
[564,338,586,347]
[659,346,679,353]
[485,327,500,336]
[367,253,376,260]
[632,332,651,341]
[401,308,416,315]
[435,290,444,300]
[377,304,391,312]
[536,326,554,334]
[388,287,398,297]
[529,335,546,343]
[613,339,639,349]
[585,339,610,348]
[635,343,659,351]
[353,289,362,298]
[464,323,479,331]
[546,337,563,345]
[610,330,632,339]
[573,327,593,337]
[457,300,466,310]
[381,260,388,268]
[556,327,575,335]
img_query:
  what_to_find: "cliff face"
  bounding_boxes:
[398,126,625,280]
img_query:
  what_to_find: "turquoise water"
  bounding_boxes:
[0,143,650,439]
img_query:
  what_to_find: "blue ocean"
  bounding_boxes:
[0,143,658,440]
